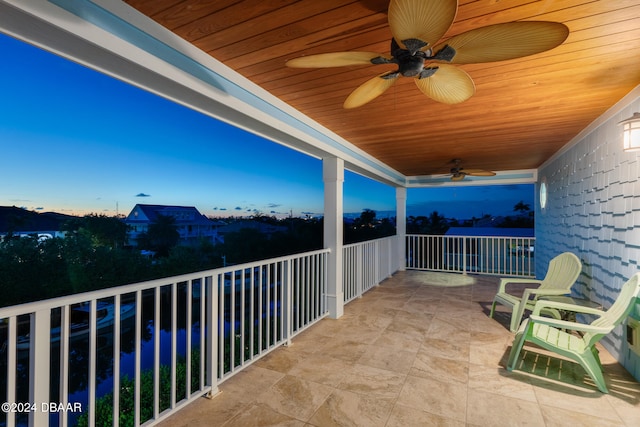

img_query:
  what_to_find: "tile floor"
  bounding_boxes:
[158,270,640,426]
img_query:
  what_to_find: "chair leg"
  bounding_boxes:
[578,351,608,393]
[506,319,530,371]
[590,345,604,371]
[489,299,497,318]
[510,301,524,333]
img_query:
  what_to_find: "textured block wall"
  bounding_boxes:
[536,94,640,380]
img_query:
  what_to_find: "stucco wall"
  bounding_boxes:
[536,89,640,380]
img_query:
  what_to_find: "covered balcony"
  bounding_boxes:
[157,270,640,427]
[2,236,639,426]
[1,1,640,426]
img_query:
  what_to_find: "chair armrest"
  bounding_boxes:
[498,277,542,293]
[529,314,611,334]
[525,289,572,301]
[530,300,606,317]
[528,289,571,297]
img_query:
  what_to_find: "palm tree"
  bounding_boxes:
[514,201,531,214]
[427,211,449,234]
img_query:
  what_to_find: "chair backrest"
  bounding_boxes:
[539,252,582,291]
[584,273,640,346]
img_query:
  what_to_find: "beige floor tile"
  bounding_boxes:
[333,323,382,344]
[469,333,512,367]
[540,404,625,427]
[223,402,306,427]
[372,329,423,353]
[533,382,622,422]
[397,375,467,422]
[357,344,417,374]
[255,375,334,421]
[287,353,351,387]
[386,403,465,427]
[385,316,431,341]
[466,388,545,426]
[605,380,640,426]
[337,363,406,399]
[399,298,441,315]
[425,317,472,343]
[253,347,306,374]
[410,350,469,384]
[468,363,538,402]
[318,338,370,363]
[155,393,250,427]
[420,336,471,364]
[307,389,394,427]
[338,310,395,329]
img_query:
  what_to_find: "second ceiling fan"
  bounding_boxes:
[286,0,569,108]
[449,159,496,181]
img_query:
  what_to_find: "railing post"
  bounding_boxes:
[357,244,363,297]
[29,309,50,427]
[6,316,17,427]
[462,237,467,275]
[284,260,293,346]
[205,275,220,398]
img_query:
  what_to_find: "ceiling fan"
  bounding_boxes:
[286,0,569,108]
[449,159,495,181]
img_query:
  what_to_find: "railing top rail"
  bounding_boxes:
[407,234,535,240]
[343,235,397,250]
[0,248,331,318]
[216,248,330,274]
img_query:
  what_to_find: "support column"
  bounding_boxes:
[396,187,407,272]
[323,157,344,319]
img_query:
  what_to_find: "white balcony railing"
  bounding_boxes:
[343,236,399,303]
[1,233,534,426]
[0,249,331,427]
[406,234,536,277]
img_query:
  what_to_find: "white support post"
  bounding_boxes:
[323,157,344,319]
[396,187,407,272]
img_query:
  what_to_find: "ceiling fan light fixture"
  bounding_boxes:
[620,112,640,151]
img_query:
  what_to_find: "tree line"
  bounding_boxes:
[0,202,530,307]
[0,210,393,307]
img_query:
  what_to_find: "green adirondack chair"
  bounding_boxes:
[506,273,640,393]
[489,252,582,332]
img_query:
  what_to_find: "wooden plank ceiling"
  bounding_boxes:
[125,0,640,177]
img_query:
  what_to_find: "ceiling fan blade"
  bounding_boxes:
[343,73,399,109]
[286,51,384,68]
[433,21,569,64]
[388,0,457,50]
[450,174,465,182]
[414,64,475,104]
[464,169,496,176]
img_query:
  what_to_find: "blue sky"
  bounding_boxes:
[0,33,532,220]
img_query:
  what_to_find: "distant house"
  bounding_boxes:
[124,204,223,247]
